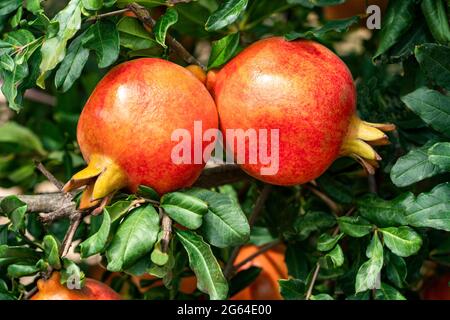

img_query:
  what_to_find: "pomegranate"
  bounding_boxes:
[207,37,394,185]
[421,273,450,300]
[31,272,121,300]
[232,245,288,300]
[63,58,218,209]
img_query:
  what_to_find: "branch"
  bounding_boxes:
[128,3,205,69]
[60,212,82,257]
[304,184,342,215]
[87,8,130,21]
[36,162,64,190]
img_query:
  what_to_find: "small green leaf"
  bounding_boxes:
[278,279,305,300]
[375,283,406,300]
[61,258,85,289]
[317,233,344,252]
[160,191,208,230]
[401,88,450,138]
[24,0,42,14]
[310,293,334,300]
[355,233,383,293]
[79,210,111,258]
[136,185,160,201]
[0,245,40,267]
[337,216,373,238]
[205,0,248,32]
[286,0,345,8]
[184,188,250,248]
[286,16,359,41]
[321,244,344,269]
[0,195,27,232]
[106,200,133,222]
[415,43,450,91]
[390,142,446,187]
[380,226,422,257]
[421,0,450,44]
[428,142,450,171]
[357,194,408,227]
[7,263,39,278]
[82,20,120,68]
[43,235,61,269]
[117,17,159,51]
[176,230,228,300]
[106,205,159,272]
[82,0,104,11]
[208,32,240,70]
[386,251,407,288]
[0,0,20,16]
[154,8,178,48]
[294,211,336,241]
[285,245,308,280]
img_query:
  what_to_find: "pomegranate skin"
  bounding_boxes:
[31,272,122,300]
[421,273,450,300]
[211,37,356,185]
[77,58,218,194]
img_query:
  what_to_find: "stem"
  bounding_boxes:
[223,184,272,279]
[86,8,131,21]
[304,184,342,215]
[128,3,205,69]
[305,263,321,300]
[35,162,64,190]
[60,213,82,257]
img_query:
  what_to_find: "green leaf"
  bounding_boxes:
[375,283,406,300]
[286,0,344,8]
[106,200,133,222]
[0,195,27,232]
[337,216,373,238]
[317,233,344,252]
[355,233,383,293]
[0,245,40,267]
[24,0,42,14]
[321,244,344,269]
[82,20,120,68]
[428,142,450,171]
[390,143,446,187]
[79,209,111,258]
[229,266,261,297]
[208,32,240,70]
[386,251,407,288]
[106,205,159,272]
[310,293,334,300]
[401,88,450,138]
[421,0,450,44]
[250,226,276,246]
[294,211,336,241]
[0,122,46,155]
[380,226,422,257]
[154,8,178,48]
[0,224,7,245]
[176,230,228,300]
[387,21,431,63]
[160,191,208,230]
[137,185,159,201]
[205,0,248,32]
[38,0,83,88]
[415,43,450,91]
[43,235,61,269]
[54,33,89,92]
[117,17,159,51]
[1,59,29,112]
[82,0,104,10]
[404,183,450,232]
[286,16,359,41]
[373,0,416,60]
[185,188,250,248]
[61,258,85,289]
[0,0,20,16]
[7,263,39,278]
[285,245,308,280]
[0,54,14,72]
[357,194,408,227]
[278,279,305,300]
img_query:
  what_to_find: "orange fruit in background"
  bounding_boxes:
[31,272,121,300]
[421,273,450,300]
[231,245,288,300]
[323,0,389,20]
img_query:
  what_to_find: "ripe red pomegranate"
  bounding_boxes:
[207,37,394,185]
[63,58,218,209]
[421,273,450,300]
[31,272,121,300]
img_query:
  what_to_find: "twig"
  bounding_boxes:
[23,286,38,300]
[35,162,64,190]
[60,213,82,257]
[87,8,131,21]
[304,184,342,215]
[167,0,194,4]
[232,239,282,271]
[128,3,205,69]
[305,263,321,300]
[223,184,272,279]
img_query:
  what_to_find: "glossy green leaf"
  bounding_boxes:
[317,233,344,252]
[24,0,42,14]
[106,205,159,271]
[0,122,45,155]
[205,0,248,31]
[176,230,228,300]
[285,245,308,280]
[337,216,373,238]
[0,0,20,16]
[401,88,450,138]
[380,226,422,257]
[294,211,336,241]
[286,16,359,40]
[0,195,27,232]
[321,244,344,269]
[82,20,120,68]
[250,226,276,246]
[355,233,383,293]
[0,245,40,267]
[415,43,450,91]
[79,210,111,258]
[161,191,208,230]
[428,142,450,171]
[310,293,334,300]
[357,194,408,227]
[7,263,39,278]
[208,32,240,69]
[82,0,104,10]
[154,8,178,48]
[421,0,450,44]
[386,251,407,288]
[279,279,305,300]
[184,188,250,248]
[38,0,82,88]
[43,235,61,269]
[390,143,446,187]
[375,283,406,300]
[373,0,415,60]
[106,200,134,222]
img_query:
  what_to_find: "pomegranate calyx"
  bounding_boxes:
[63,154,128,210]
[340,115,395,174]
[185,65,207,84]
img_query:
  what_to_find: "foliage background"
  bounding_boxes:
[0,0,449,300]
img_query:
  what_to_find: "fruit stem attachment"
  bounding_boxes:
[63,155,128,211]
[339,115,395,174]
